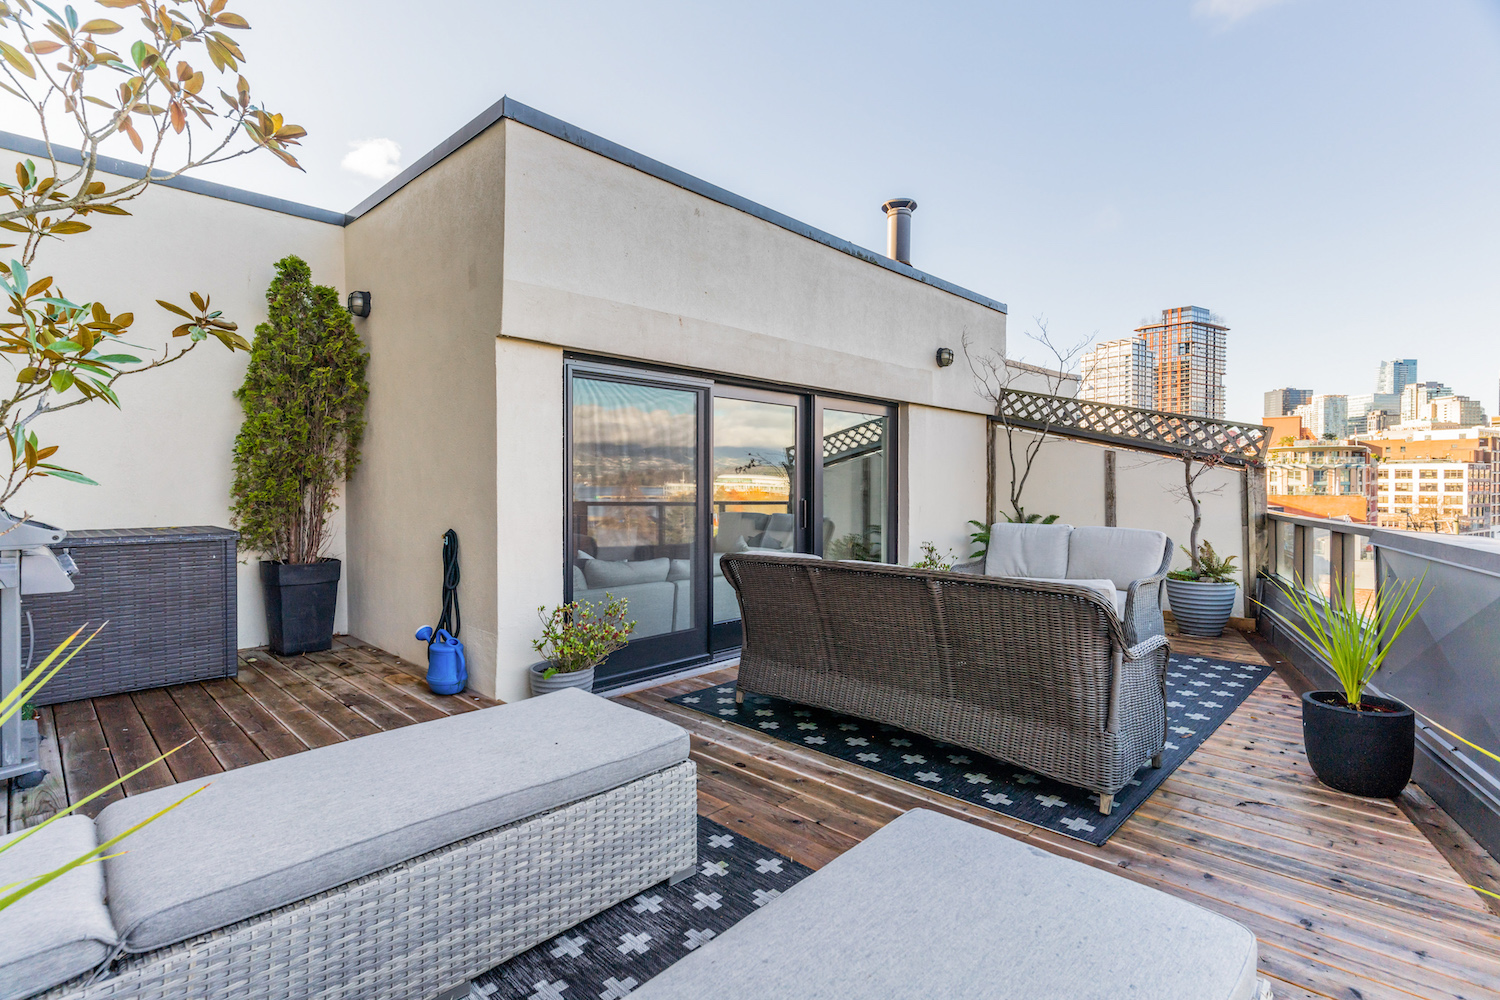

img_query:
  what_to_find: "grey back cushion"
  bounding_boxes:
[984,523,1074,579]
[582,556,671,588]
[630,808,1259,1000]
[1067,526,1169,591]
[96,689,689,953]
[0,815,118,1000]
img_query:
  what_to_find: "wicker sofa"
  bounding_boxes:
[1,689,697,1000]
[722,545,1172,814]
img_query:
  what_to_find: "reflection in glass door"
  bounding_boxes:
[710,389,801,650]
[567,369,708,686]
[817,402,890,562]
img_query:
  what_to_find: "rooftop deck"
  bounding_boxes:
[11,633,1500,1000]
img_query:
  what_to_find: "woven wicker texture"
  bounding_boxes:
[26,528,238,705]
[723,554,1170,799]
[40,761,697,1000]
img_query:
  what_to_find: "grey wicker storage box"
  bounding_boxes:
[26,527,238,705]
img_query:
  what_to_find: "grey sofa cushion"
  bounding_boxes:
[96,688,688,954]
[582,556,671,588]
[984,522,1074,579]
[0,816,118,1000]
[1067,526,1168,591]
[632,808,1259,1000]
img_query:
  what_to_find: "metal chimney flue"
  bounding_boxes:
[882,198,917,264]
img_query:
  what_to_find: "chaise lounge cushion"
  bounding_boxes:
[0,816,118,1000]
[983,522,1073,579]
[96,688,689,954]
[1066,526,1169,592]
[631,808,1260,1000]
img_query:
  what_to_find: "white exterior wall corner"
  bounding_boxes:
[343,126,505,698]
[0,154,346,648]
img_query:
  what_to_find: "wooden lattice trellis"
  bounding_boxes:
[997,388,1269,465]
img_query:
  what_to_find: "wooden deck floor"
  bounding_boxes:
[622,630,1500,1000]
[11,631,1500,1000]
[4,638,498,831]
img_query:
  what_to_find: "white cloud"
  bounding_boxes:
[1192,0,1294,24]
[341,138,402,181]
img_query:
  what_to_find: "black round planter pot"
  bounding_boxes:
[1301,690,1414,798]
[260,559,341,656]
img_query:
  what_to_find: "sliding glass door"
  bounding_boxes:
[566,360,894,688]
[709,387,803,651]
[567,366,709,686]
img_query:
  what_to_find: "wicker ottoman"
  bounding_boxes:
[632,808,1267,1000]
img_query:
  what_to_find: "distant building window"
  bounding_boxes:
[1395,469,1412,479]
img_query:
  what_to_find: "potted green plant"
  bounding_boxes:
[1165,540,1240,636]
[1270,573,1427,798]
[530,596,636,696]
[231,257,369,656]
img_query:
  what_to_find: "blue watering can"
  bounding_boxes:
[415,626,467,695]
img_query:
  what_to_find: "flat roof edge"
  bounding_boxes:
[0,131,348,226]
[346,97,1008,315]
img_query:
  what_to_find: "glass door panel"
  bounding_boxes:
[568,371,707,685]
[818,404,890,562]
[710,391,801,648]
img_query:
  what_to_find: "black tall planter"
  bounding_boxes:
[1301,691,1414,798]
[260,559,341,655]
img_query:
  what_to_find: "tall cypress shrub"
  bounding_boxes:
[231,256,369,564]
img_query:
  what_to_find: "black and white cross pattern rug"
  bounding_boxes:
[668,652,1273,846]
[468,817,812,999]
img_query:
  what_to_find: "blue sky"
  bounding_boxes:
[7,1,1498,421]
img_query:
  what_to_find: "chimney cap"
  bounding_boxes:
[882,198,917,213]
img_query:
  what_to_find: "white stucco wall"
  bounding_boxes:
[901,404,990,565]
[343,125,506,697]
[1,155,347,647]
[994,430,1251,615]
[498,121,1006,412]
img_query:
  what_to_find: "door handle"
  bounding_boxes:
[798,497,808,529]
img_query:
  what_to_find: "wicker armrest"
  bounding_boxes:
[950,558,986,576]
[1122,573,1168,648]
[1123,632,1170,663]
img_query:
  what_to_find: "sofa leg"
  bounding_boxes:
[668,864,697,886]
[1151,752,1163,768]
[1098,794,1114,816]
[735,689,743,705]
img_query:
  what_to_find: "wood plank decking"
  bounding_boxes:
[10,630,1499,999]
[622,629,1500,1000]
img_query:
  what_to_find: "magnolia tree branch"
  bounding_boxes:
[0,0,306,509]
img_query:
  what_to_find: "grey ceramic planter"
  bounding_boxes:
[529,661,595,697]
[1165,578,1238,637]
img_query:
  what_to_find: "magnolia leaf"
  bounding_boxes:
[87,204,130,216]
[0,41,36,79]
[47,220,91,235]
[80,18,122,33]
[49,370,73,392]
[92,353,139,363]
[98,0,142,7]
[129,38,145,68]
[114,311,133,327]
[189,290,205,311]
[25,276,52,297]
[35,464,98,484]
[25,40,64,54]
[156,299,192,319]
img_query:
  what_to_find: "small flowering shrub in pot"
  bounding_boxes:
[1269,573,1427,798]
[529,596,635,696]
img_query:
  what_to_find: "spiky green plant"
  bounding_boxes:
[1270,572,1428,709]
[0,624,202,912]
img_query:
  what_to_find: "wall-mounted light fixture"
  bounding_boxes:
[936,347,955,368]
[347,290,371,318]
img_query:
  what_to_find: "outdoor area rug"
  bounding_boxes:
[668,652,1274,846]
[468,816,813,999]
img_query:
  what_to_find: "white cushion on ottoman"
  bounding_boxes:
[97,688,689,953]
[632,809,1260,1000]
[0,816,118,1000]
